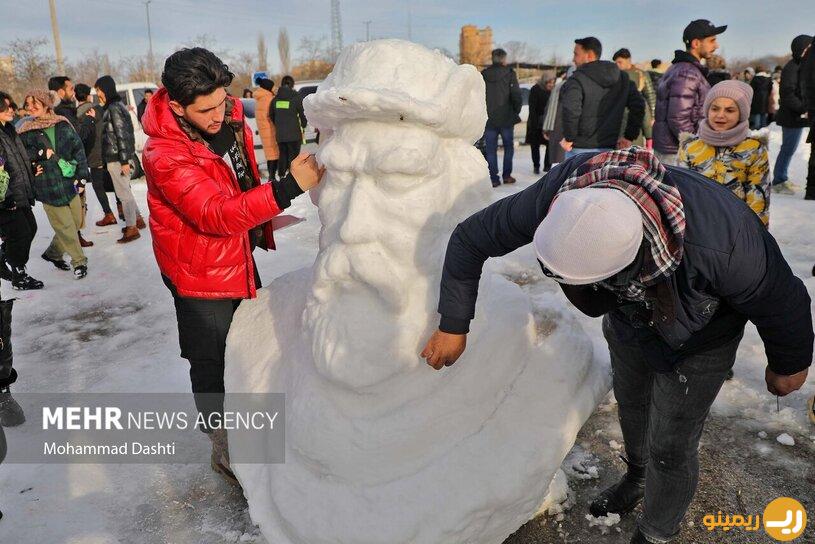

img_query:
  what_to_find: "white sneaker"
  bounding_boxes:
[773,182,796,195]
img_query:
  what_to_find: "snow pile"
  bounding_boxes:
[585,513,622,534]
[223,40,609,544]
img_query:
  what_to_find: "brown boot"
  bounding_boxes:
[208,429,241,486]
[78,231,94,247]
[117,226,141,244]
[136,215,147,230]
[95,213,117,227]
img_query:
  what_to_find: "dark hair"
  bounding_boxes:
[491,48,507,63]
[48,76,71,92]
[755,65,766,73]
[258,78,275,91]
[0,90,15,112]
[612,48,631,61]
[242,88,252,98]
[74,83,92,101]
[281,75,295,88]
[144,88,154,96]
[161,47,234,106]
[651,59,662,69]
[574,37,602,59]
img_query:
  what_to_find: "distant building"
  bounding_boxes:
[460,25,492,67]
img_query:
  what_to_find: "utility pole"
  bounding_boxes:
[364,20,372,42]
[48,0,64,74]
[145,0,155,81]
[330,0,343,58]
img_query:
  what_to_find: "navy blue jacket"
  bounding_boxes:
[437,154,813,375]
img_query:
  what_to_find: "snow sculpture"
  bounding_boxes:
[224,39,608,544]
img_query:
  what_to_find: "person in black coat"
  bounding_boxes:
[136,89,154,127]
[526,74,554,174]
[559,37,645,157]
[748,66,773,128]
[482,48,523,186]
[800,35,815,200]
[772,35,812,194]
[48,76,79,129]
[0,91,42,292]
[421,151,812,544]
[270,75,307,180]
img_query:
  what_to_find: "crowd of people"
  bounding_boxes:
[0,18,813,544]
[483,20,815,208]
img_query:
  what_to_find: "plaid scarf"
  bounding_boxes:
[557,147,685,300]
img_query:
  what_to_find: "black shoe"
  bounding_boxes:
[491,181,501,188]
[42,253,71,271]
[589,456,646,518]
[11,266,44,290]
[725,368,734,380]
[805,193,815,201]
[73,265,88,280]
[0,386,25,426]
[812,264,815,277]
[533,166,540,175]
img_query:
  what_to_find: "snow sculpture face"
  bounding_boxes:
[302,40,488,389]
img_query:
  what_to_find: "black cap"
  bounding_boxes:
[683,19,727,45]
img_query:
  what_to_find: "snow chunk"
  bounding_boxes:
[776,433,795,446]
[757,431,768,439]
[586,513,622,534]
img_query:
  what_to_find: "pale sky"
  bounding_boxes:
[3,0,812,74]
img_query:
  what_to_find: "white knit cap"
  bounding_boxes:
[534,188,644,285]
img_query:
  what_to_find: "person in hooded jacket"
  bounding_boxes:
[482,48,523,186]
[773,36,813,195]
[270,75,306,181]
[653,20,726,165]
[559,37,645,159]
[142,48,324,484]
[94,75,145,243]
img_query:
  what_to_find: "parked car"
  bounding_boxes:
[242,79,323,171]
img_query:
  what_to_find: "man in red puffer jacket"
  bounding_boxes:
[142,48,323,484]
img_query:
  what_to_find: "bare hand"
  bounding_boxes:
[421,330,467,370]
[765,367,808,397]
[559,138,573,152]
[34,164,44,176]
[46,149,54,159]
[617,138,632,149]
[290,153,325,191]
[542,131,549,141]
[86,108,96,118]
[121,163,131,177]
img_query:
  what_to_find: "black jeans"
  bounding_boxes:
[0,206,37,268]
[163,268,261,432]
[806,124,815,199]
[530,141,551,172]
[277,141,301,180]
[603,314,742,542]
[90,166,113,215]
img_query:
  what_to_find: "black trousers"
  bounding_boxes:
[530,141,551,172]
[163,266,261,432]
[806,122,815,199]
[90,166,113,215]
[0,206,37,269]
[277,141,301,180]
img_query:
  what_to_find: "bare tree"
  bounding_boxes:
[257,33,268,72]
[500,41,542,65]
[278,28,291,75]
[1,37,55,100]
[297,35,331,64]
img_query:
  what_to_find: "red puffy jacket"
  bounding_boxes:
[142,88,281,299]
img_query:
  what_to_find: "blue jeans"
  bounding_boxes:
[772,126,806,184]
[565,147,612,159]
[484,126,514,183]
[603,314,742,542]
[749,113,768,130]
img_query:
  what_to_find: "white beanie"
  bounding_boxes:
[534,188,644,285]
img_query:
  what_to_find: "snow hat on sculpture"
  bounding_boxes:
[224,39,608,544]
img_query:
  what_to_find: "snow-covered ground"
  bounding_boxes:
[0,126,812,543]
